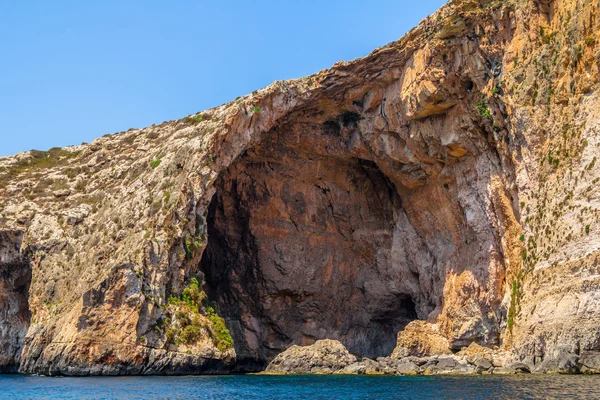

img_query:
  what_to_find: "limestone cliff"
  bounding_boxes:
[0,0,599,375]
[0,231,30,372]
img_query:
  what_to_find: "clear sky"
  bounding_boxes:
[0,0,447,157]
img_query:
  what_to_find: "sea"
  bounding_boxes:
[1,374,599,399]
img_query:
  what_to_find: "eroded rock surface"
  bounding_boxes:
[0,231,30,373]
[265,340,519,376]
[0,0,599,374]
[265,340,357,374]
[391,321,451,358]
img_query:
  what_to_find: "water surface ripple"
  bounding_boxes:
[1,374,599,399]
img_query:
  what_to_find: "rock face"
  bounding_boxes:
[581,352,600,374]
[265,340,519,376]
[0,0,600,374]
[391,321,451,358]
[0,231,30,373]
[265,340,357,374]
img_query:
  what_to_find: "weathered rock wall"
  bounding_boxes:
[201,128,419,363]
[497,0,600,363]
[0,231,30,373]
[198,0,522,365]
[0,0,598,375]
[200,81,513,365]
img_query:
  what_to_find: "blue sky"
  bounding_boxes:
[0,0,446,157]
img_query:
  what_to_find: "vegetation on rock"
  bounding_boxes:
[163,277,233,351]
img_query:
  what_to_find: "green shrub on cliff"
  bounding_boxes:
[168,277,205,311]
[507,279,520,331]
[182,277,206,309]
[181,317,204,344]
[166,327,178,344]
[163,278,232,351]
[183,234,204,260]
[150,156,162,169]
[182,113,210,125]
[206,307,233,352]
[476,100,492,119]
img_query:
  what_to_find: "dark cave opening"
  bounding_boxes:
[199,143,422,370]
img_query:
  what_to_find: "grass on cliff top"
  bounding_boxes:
[182,112,213,125]
[165,277,233,351]
[0,148,81,188]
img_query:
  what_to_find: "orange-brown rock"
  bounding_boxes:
[391,321,452,358]
[0,0,599,375]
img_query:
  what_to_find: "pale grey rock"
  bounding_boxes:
[392,359,420,375]
[63,204,92,225]
[338,358,385,375]
[475,358,493,371]
[581,351,600,374]
[533,353,580,374]
[265,340,357,374]
[493,362,531,375]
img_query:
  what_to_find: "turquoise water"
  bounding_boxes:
[1,374,599,399]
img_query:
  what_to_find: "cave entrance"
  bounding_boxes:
[200,129,420,370]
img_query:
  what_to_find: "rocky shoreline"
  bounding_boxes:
[263,340,600,376]
[4,339,600,377]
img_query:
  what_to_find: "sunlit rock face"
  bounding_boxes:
[200,98,510,367]
[0,0,599,374]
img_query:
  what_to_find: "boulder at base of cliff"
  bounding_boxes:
[533,352,581,374]
[580,351,600,374]
[492,362,531,375]
[421,357,475,375]
[376,357,420,375]
[337,358,386,375]
[457,342,511,370]
[391,321,452,358]
[265,340,357,374]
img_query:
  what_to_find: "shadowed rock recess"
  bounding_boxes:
[0,231,31,373]
[1,0,600,375]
